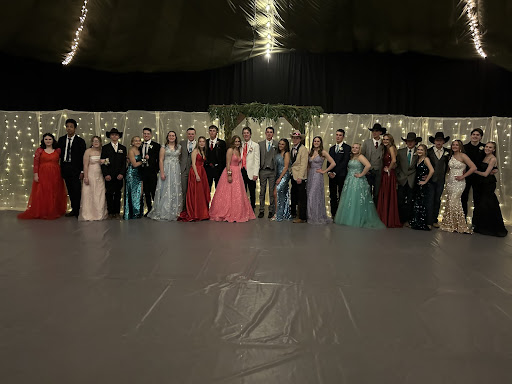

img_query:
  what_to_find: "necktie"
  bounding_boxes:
[375,141,378,149]
[66,137,72,162]
[188,142,192,153]
[242,143,248,169]
[113,144,117,153]
[336,144,340,154]
[407,149,412,165]
[267,141,271,152]
[210,141,214,150]
[436,149,442,160]
[144,143,148,157]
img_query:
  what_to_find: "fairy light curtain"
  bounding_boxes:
[1,110,510,223]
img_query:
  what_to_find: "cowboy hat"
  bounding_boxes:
[369,123,387,135]
[106,128,123,138]
[402,132,422,143]
[428,132,450,144]
[290,130,305,139]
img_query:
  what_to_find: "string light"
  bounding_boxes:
[463,0,487,58]
[62,0,89,65]
[249,1,279,60]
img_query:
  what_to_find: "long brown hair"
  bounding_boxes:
[309,136,324,157]
[449,139,465,161]
[165,130,178,149]
[230,135,242,150]
[382,134,396,154]
[196,136,207,158]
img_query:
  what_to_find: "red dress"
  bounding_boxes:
[179,154,210,221]
[18,148,67,220]
[209,153,256,222]
[377,151,402,228]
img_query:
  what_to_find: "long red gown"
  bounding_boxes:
[18,148,67,220]
[178,154,210,221]
[209,153,256,222]
[377,151,402,228]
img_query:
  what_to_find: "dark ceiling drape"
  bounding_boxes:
[1,51,511,117]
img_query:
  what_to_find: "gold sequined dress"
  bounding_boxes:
[440,157,472,234]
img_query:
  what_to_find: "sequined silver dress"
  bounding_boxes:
[440,157,472,234]
[148,145,182,221]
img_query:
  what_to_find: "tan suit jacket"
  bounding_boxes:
[290,145,308,181]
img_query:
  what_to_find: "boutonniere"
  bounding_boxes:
[479,146,484,150]
[118,149,123,153]
[248,146,254,153]
[104,158,110,166]
[149,145,153,149]
[444,152,449,156]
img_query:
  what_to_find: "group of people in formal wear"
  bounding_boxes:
[17,119,508,237]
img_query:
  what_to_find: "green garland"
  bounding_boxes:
[208,103,324,139]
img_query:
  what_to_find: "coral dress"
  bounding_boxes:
[18,148,67,220]
[209,152,256,222]
[179,153,210,221]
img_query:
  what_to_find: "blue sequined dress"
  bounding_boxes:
[275,153,291,221]
[149,145,183,221]
[124,154,143,220]
[334,159,385,228]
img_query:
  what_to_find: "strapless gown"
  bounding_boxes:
[209,153,256,222]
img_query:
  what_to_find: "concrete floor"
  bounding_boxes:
[1,210,512,383]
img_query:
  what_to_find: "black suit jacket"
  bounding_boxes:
[101,143,127,178]
[427,147,449,183]
[328,143,351,178]
[141,140,161,173]
[205,139,227,169]
[58,135,86,176]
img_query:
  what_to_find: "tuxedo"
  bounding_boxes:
[361,138,384,202]
[205,138,227,192]
[100,142,127,215]
[258,139,278,215]
[241,139,260,209]
[290,143,308,220]
[180,140,194,206]
[327,142,351,217]
[140,140,161,213]
[461,141,486,216]
[58,134,86,215]
[396,146,418,223]
[427,146,449,223]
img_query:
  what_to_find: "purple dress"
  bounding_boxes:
[307,155,331,224]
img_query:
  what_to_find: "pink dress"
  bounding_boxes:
[209,152,256,222]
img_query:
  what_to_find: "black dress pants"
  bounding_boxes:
[105,178,123,214]
[241,167,256,209]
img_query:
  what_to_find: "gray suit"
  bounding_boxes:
[396,147,417,188]
[361,138,384,201]
[180,140,195,206]
[396,146,418,223]
[258,139,278,214]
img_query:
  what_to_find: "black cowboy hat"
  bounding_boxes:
[402,132,422,143]
[106,128,123,138]
[428,132,450,144]
[369,123,387,135]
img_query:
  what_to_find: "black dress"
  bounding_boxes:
[410,160,431,230]
[472,162,508,237]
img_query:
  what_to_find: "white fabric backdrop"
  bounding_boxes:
[1,110,510,223]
